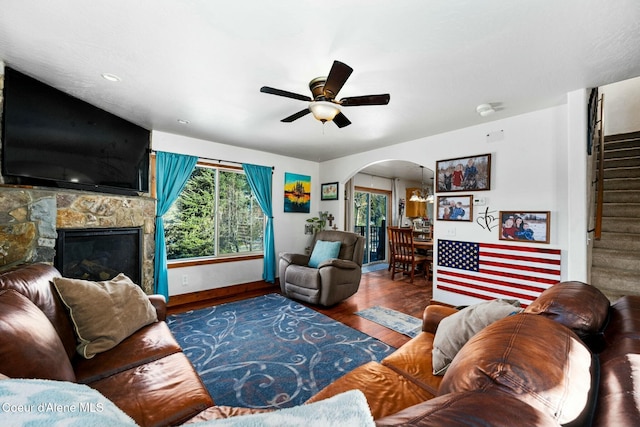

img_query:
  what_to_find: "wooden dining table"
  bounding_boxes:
[413,239,433,251]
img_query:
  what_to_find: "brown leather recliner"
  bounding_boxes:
[278,230,365,306]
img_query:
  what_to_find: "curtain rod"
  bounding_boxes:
[152,151,274,171]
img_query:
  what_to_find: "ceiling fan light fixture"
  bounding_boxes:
[309,101,341,122]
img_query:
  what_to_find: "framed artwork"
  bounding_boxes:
[436,153,491,192]
[321,182,339,200]
[437,195,473,221]
[499,211,550,243]
[284,172,311,213]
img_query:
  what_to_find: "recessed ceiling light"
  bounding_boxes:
[177,119,190,124]
[101,73,121,82]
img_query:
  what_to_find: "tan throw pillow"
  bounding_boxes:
[53,274,157,359]
[432,299,523,375]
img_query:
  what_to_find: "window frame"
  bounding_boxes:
[154,158,265,268]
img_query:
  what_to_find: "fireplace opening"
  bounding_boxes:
[55,227,143,286]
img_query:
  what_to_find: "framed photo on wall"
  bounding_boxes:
[436,153,491,192]
[437,195,473,221]
[321,182,339,200]
[499,211,550,243]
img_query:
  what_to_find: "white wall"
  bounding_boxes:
[321,99,589,307]
[600,76,640,136]
[152,131,319,297]
[153,91,591,306]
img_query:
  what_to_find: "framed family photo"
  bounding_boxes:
[436,153,491,192]
[321,182,339,201]
[499,211,550,243]
[437,195,473,221]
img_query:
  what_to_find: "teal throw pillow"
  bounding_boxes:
[308,240,341,268]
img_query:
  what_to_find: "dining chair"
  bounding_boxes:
[387,227,395,271]
[388,227,430,283]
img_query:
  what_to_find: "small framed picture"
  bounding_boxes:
[437,195,473,221]
[321,182,339,201]
[436,153,491,192]
[499,211,550,243]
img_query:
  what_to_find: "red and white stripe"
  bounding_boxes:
[436,242,561,306]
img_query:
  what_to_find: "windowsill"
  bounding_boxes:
[167,253,264,268]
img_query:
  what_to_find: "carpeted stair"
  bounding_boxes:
[591,131,640,301]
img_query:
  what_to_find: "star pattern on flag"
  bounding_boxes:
[438,240,480,271]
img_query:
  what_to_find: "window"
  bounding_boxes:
[163,163,265,261]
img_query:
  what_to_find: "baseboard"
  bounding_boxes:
[167,279,280,313]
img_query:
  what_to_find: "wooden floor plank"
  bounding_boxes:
[168,266,433,348]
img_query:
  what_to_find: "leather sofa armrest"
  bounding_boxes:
[148,294,167,321]
[318,259,358,270]
[423,305,458,334]
[280,252,310,266]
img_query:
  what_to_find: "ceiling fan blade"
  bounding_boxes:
[281,108,311,122]
[323,61,353,100]
[260,86,311,102]
[333,112,351,128]
[340,94,390,106]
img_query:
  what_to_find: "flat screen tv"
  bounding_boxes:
[1,67,150,195]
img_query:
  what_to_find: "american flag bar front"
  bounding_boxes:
[436,239,562,306]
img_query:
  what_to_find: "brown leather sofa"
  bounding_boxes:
[306,281,640,426]
[3,263,639,426]
[0,263,214,427]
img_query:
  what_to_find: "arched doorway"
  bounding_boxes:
[346,160,434,266]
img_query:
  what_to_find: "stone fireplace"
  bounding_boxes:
[0,187,156,293]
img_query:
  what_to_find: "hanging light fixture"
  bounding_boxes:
[409,166,433,203]
[309,101,341,122]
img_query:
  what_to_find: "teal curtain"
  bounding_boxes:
[242,163,276,283]
[154,151,198,299]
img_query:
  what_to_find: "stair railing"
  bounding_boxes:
[594,94,605,240]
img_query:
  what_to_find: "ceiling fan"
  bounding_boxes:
[260,60,390,128]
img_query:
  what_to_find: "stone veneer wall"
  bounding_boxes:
[0,187,156,293]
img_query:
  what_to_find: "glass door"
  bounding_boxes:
[353,189,389,265]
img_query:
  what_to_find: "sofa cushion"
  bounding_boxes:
[381,332,443,396]
[73,321,182,384]
[308,240,342,268]
[186,390,374,427]
[525,281,610,341]
[439,313,594,425]
[306,361,435,420]
[0,378,137,426]
[89,352,214,426]
[53,274,158,359]
[375,390,560,427]
[0,289,76,381]
[432,299,522,375]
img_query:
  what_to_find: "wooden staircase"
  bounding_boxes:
[591,131,640,301]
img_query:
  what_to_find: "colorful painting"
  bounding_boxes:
[284,172,311,213]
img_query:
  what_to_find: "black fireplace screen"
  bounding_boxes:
[55,227,142,286]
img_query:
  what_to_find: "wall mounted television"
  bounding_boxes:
[1,67,150,196]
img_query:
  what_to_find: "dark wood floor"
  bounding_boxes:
[168,265,433,348]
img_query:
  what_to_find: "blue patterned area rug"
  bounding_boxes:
[167,294,395,409]
[355,306,423,338]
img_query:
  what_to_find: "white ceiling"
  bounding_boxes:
[1,0,640,178]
